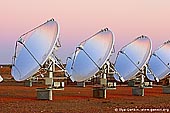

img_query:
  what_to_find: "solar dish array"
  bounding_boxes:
[11,19,170,83]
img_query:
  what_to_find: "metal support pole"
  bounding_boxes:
[141,66,146,88]
[140,65,146,96]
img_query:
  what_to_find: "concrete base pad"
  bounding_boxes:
[36,88,52,100]
[128,80,135,87]
[25,80,32,87]
[132,87,144,96]
[93,86,106,98]
[162,86,170,94]
[77,82,85,87]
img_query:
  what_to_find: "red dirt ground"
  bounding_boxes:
[0,81,170,113]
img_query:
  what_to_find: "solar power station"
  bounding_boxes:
[11,19,64,100]
[113,36,152,96]
[2,19,169,100]
[147,41,170,93]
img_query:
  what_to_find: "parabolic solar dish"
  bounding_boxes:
[0,75,3,82]
[12,19,59,81]
[147,41,170,81]
[66,29,114,82]
[114,36,152,82]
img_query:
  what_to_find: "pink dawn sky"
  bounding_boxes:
[0,0,170,64]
